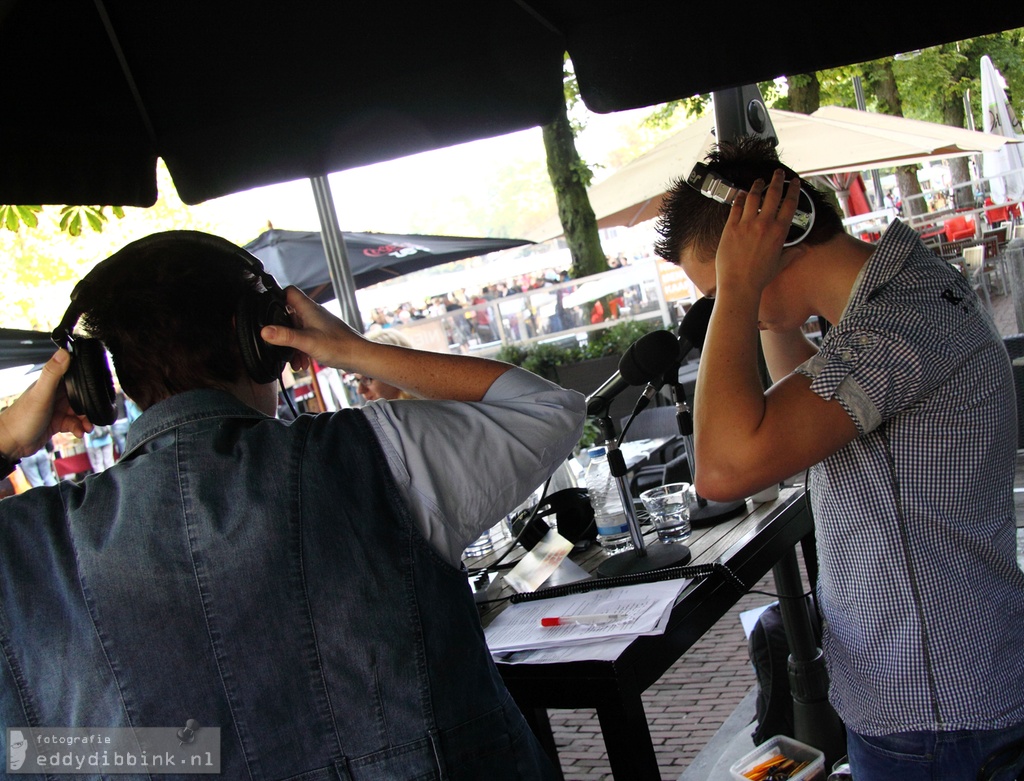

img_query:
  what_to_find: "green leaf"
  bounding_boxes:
[85,209,104,232]
[15,205,39,229]
[0,204,42,231]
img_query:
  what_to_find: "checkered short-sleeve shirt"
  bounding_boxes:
[795,220,1024,736]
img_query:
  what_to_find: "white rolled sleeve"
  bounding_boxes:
[360,367,586,566]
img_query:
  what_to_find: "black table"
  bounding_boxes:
[472,487,813,780]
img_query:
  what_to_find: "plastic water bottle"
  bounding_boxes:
[584,446,632,552]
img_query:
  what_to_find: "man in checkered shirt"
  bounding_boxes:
[655,137,1024,780]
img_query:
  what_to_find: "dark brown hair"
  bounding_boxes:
[654,136,843,264]
[78,233,262,408]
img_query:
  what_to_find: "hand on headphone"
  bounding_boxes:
[263,286,509,403]
[716,169,803,298]
[259,286,364,374]
[0,349,92,461]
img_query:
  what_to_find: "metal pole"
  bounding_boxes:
[853,77,887,211]
[309,175,363,331]
[772,549,847,768]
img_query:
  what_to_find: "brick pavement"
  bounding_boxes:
[544,288,1022,781]
[547,570,777,781]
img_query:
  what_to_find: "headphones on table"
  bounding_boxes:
[51,231,293,426]
[686,161,816,247]
[510,487,597,551]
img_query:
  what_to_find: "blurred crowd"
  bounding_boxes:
[363,264,573,333]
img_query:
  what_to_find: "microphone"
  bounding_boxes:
[671,298,714,434]
[585,329,681,417]
[677,297,714,356]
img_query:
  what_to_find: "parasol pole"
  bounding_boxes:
[310,175,364,332]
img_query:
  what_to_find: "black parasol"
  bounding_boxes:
[244,229,532,304]
[0,2,1021,208]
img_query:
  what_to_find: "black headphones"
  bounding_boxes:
[510,487,597,551]
[51,231,293,426]
[686,161,816,247]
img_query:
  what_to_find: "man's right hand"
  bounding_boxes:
[261,287,510,403]
[259,286,365,373]
[0,349,92,461]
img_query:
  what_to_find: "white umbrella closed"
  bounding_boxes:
[981,55,1024,202]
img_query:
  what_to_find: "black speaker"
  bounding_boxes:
[52,231,292,424]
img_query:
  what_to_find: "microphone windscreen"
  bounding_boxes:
[678,297,714,352]
[617,329,681,385]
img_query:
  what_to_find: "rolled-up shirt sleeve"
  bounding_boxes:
[360,366,586,566]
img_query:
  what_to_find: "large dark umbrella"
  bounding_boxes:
[0,329,56,372]
[244,229,532,304]
[2,5,1021,328]
[0,3,1021,208]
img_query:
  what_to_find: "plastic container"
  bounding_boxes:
[729,735,825,781]
[584,446,632,552]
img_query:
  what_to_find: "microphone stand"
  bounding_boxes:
[670,377,746,527]
[592,399,693,579]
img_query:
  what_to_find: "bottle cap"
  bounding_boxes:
[587,446,607,458]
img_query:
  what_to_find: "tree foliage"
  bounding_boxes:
[1,203,126,236]
[0,162,226,332]
[641,29,1024,215]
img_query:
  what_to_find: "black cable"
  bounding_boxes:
[278,377,298,418]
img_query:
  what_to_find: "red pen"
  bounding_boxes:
[540,613,628,627]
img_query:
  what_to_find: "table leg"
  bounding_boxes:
[597,697,661,781]
[522,707,565,781]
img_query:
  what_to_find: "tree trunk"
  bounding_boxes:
[895,166,926,217]
[787,73,821,114]
[864,60,927,217]
[542,105,606,278]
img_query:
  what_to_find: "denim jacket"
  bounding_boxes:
[0,390,555,779]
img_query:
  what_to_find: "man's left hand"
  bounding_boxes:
[0,349,92,461]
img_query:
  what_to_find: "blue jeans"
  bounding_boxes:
[846,721,1024,781]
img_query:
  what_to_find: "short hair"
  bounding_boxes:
[77,232,264,408]
[366,329,413,349]
[654,136,843,263]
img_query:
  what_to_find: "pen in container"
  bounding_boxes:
[539,613,628,627]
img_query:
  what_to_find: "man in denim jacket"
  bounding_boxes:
[0,232,584,779]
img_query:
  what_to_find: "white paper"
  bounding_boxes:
[484,580,688,657]
[739,602,776,639]
[494,637,635,664]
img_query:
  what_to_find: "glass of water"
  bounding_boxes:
[639,482,693,544]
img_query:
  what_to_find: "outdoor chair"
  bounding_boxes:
[619,405,691,497]
[1003,335,1024,450]
[982,235,1009,296]
[961,245,994,312]
[985,200,1011,227]
[935,238,979,262]
[943,214,976,243]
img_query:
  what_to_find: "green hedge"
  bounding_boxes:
[496,320,667,451]
[495,319,664,381]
